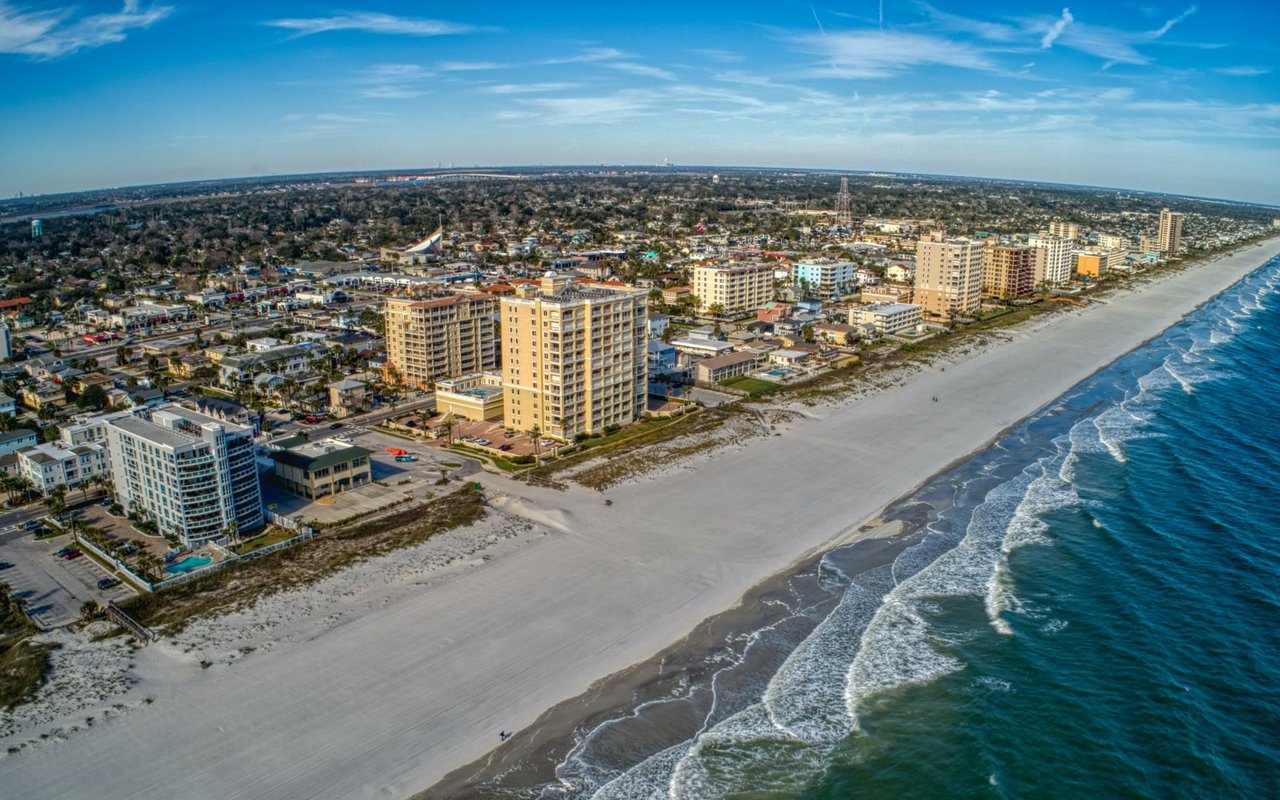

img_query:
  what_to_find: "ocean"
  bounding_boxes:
[479,256,1280,800]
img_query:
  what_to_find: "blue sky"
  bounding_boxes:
[1,1,1277,204]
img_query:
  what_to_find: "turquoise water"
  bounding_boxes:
[539,255,1280,799]
[164,553,212,574]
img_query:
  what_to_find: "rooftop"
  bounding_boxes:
[274,438,371,471]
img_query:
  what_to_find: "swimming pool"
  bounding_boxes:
[164,554,213,574]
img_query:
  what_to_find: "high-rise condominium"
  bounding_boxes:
[1158,208,1185,255]
[914,236,985,320]
[501,274,647,440]
[384,293,498,389]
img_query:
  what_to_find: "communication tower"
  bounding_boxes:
[834,176,853,228]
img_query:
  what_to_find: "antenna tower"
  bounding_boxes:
[834,176,853,228]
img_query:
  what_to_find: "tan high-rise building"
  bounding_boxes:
[501,274,647,440]
[691,263,773,315]
[982,245,1035,300]
[1158,208,1184,255]
[914,236,985,320]
[384,293,497,389]
[1047,220,1080,240]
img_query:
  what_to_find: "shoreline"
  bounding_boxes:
[2,237,1278,800]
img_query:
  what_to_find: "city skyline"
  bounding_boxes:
[2,0,1278,204]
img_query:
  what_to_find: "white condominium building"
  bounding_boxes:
[501,273,647,440]
[1158,208,1185,255]
[1029,235,1074,286]
[914,236,985,320]
[691,263,773,315]
[105,404,263,546]
[850,302,923,336]
[16,441,110,494]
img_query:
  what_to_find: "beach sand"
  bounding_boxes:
[2,239,1278,800]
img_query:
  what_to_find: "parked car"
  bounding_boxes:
[24,519,43,529]
[97,577,121,590]
[100,498,111,506]
[55,546,76,557]
[394,455,418,462]
[61,549,82,560]
[474,438,491,446]
[498,444,513,451]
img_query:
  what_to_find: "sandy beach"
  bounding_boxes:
[3,239,1279,799]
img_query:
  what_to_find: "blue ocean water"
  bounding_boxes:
[536,256,1280,800]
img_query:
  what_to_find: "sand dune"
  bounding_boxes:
[2,240,1278,799]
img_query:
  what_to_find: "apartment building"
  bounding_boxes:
[16,441,109,493]
[691,263,773,315]
[384,293,497,390]
[981,245,1035,300]
[501,273,647,440]
[793,260,857,299]
[1047,220,1080,240]
[1158,208,1185,255]
[913,236,985,321]
[1029,235,1074,286]
[849,302,923,336]
[105,405,263,546]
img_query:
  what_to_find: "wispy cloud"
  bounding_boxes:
[1039,8,1074,49]
[265,12,488,38]
[1151,5,1198,39]
[487,82,575,95]
[0,0,171,59]
[547,47,629,64]
[796,30,995,79]
[438,60,503,72]
[1213,65,1269,77]
[605,61,678,81]
[356,63,433,99]
[691,48,743,63]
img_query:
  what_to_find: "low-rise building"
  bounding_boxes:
[16,441,109,494]
[0,429,38,457]
[812,322,861,347]
[850,302,924,337]
[860,285,913,305]
[434,372,503,422]
[328,378,368,419]
[272,438,372,499]
[0,392,16,416]
[693,351,759,385]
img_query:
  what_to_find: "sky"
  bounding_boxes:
[1,1,1278,204]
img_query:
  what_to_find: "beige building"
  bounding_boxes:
[1158,208,1185,255]
[914,236,984,320]
[982,245,1035,300]
[501,274,647,440]
[435,372,504,421]
[384,293,497,390]
[861,285,913,304]
[1047,220,1080,240]
[691,263,773,315]
[327,378,367,419]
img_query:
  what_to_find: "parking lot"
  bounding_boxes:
[260,426,481,526]
[0,530,135,629]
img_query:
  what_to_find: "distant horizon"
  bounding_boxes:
[5,162,1279,214]
[2,2,1277,205]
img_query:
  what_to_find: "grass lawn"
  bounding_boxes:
[720,376,784,398]
[232,528,299,555]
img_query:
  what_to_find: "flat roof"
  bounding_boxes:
[274,439,371,471]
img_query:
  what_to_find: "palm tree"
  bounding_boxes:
[80,600,100,623]
[43,484,67,523]
[441,416,457,446]
[0,411,16,432]
[13,475,35,505]
[529,424,542,459]
[0,581,11,613]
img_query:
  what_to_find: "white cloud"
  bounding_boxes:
[796,30,995,79]
[605,62,678,81]
[1040,8,1074,49]
[356,63,433,99]
[547,47,629,64]
[1213,66,1269,77]
[0,0,171,58]
[438,60,503,72]
[487,82,575,94]
[265,12,486,38]
[1150,5,1197,39]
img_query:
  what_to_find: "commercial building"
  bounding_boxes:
[105,405,263,546]
[691,263,773,315]
[272,438,371,500]
[793,260,857,299]
[849,302,923,336]
[914,236,984,321]
[1076,253,1107,278]
[1029,235,1074,286]
[384,293,498,390]
[16,441,109,494]
[501,273,647,439]
[1158,208,1185,255]
[981,245,1035,299]
[435,372,504,421]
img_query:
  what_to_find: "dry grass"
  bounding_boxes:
[118,487,488,632]
[0,609,55,710]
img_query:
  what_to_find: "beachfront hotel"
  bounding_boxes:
[104,404,263,546]
[691,263,773,315]
[383,293,498,390]
[914,235,985,320]
[501,273,648,440]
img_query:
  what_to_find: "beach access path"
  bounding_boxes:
[4,239,1279,800]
